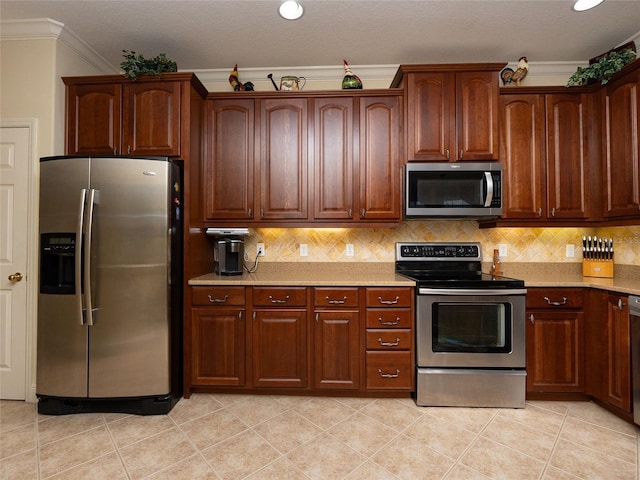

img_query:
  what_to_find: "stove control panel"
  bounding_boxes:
[396,242,481,261]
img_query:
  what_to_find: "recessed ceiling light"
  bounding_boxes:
[279,1,304,20]
[573,0,604,11]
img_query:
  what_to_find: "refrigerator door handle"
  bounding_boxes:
[76,189,87,325]
[83,189,97,326]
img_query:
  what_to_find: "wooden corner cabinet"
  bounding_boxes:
[63,73,207,158]
[391,63,504,162]
[525,288,584,394]
[602,63,640,219]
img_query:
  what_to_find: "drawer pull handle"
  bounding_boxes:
[543,296,567,306]
[269,295,290,304]
[378,337,401,347]
[207,294,229,303]
[378,369,400,379]
[378,296,400,305]
[326,296,347,305]
[379,317,400,326]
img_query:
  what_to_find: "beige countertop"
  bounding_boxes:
[189,262,640,295]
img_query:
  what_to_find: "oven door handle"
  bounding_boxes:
[418,288,527,296]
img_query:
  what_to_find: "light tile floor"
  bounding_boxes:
[1,394,639,480]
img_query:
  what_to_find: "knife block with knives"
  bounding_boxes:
[582,236,614,278]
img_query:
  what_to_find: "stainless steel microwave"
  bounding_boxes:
[404,162,503,218]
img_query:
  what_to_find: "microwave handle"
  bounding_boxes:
[484,172,494,207]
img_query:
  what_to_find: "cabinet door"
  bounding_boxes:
[313,310,360,389]
[456,71,499,161]
[358,96,402,220]
[546,94,588,220]
[406,72,454,161]
[66,83,121,155]
[313,97,355,220]
[122,81,181,156]
[204,99,255,220]
[603,71,640,218]
[191,308,245,386]
[259,98,308,220]
[526,311,584,392]
[252,309,307,388]
[500,94,546,219]
[605,294,631,411]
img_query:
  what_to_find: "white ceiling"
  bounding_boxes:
[1,0,640,72]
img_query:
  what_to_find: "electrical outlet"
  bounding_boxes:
[300,244,308,257]
[256,243,265,257]
[346,243,355,257]
[566,244,575,258]
[498,244,508,258]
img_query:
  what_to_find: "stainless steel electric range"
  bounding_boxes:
[396,242,527,408]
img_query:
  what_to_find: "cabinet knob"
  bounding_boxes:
[378,296,400,305]
[326,296,347,305]
[446,149,450,160]
[378,369,400,379]
[459,149,464,159]
[378,337,401,347]
[618,298,626,310]
[113,148,118,156]
[207,294,228,303]
[537,208,542,217]
[260,208,265,218]
[348,208,353,218]
[360,208,366,217]
[248,209,252,218]
[551,208,556,217]
[529,314,535,324]
[268,295,290,304]
[127,145,131,155]
[544,296,567,306]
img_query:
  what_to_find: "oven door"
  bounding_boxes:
[416,288,526,369]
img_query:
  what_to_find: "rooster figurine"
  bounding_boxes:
[511,57,529,86]
[229,64,254,91]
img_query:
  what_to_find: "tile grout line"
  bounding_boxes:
[102,413,133,480]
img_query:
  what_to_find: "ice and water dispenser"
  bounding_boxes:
[40,232,77,294]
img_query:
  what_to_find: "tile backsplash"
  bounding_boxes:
[244,222,640,265]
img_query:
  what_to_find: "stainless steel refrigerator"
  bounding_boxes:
[37,156,182,415]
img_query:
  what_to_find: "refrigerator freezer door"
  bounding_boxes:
[37,157,91,398]
[87,157,171,397]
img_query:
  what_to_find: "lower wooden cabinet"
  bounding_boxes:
[190,287,246,387]
[604,293,632,411]
[364,287,414,391]
[187,284,415,396]
[526,288,584,393]
[312,288,360,389]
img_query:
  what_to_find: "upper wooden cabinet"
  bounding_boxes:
[499,91,593,222]
[64,73,206,159]
[603,64,640,219]
[203,91,402,226]
[391,64,504,162]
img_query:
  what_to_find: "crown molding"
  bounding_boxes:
[0,18,118,74]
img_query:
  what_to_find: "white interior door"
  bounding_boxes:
[0,126,32,400]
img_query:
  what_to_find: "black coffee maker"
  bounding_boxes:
[213,237,245,275]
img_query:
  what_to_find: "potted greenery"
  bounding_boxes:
[120,50,177,81]
[566,48,636,87]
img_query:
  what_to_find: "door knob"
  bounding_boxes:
[8,272,23,282]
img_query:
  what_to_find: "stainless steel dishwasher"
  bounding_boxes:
[631,295,640,426]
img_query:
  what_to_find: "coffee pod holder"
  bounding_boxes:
[582,258,614,278]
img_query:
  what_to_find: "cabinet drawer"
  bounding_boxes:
[313,287,359,308]
[365,351,413,390]
[192,286,245,306]
[252,287,307,307]
[366,309,412,328]
[527,288,583,309]
[366,287,413,307]
[366,330,412,350]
